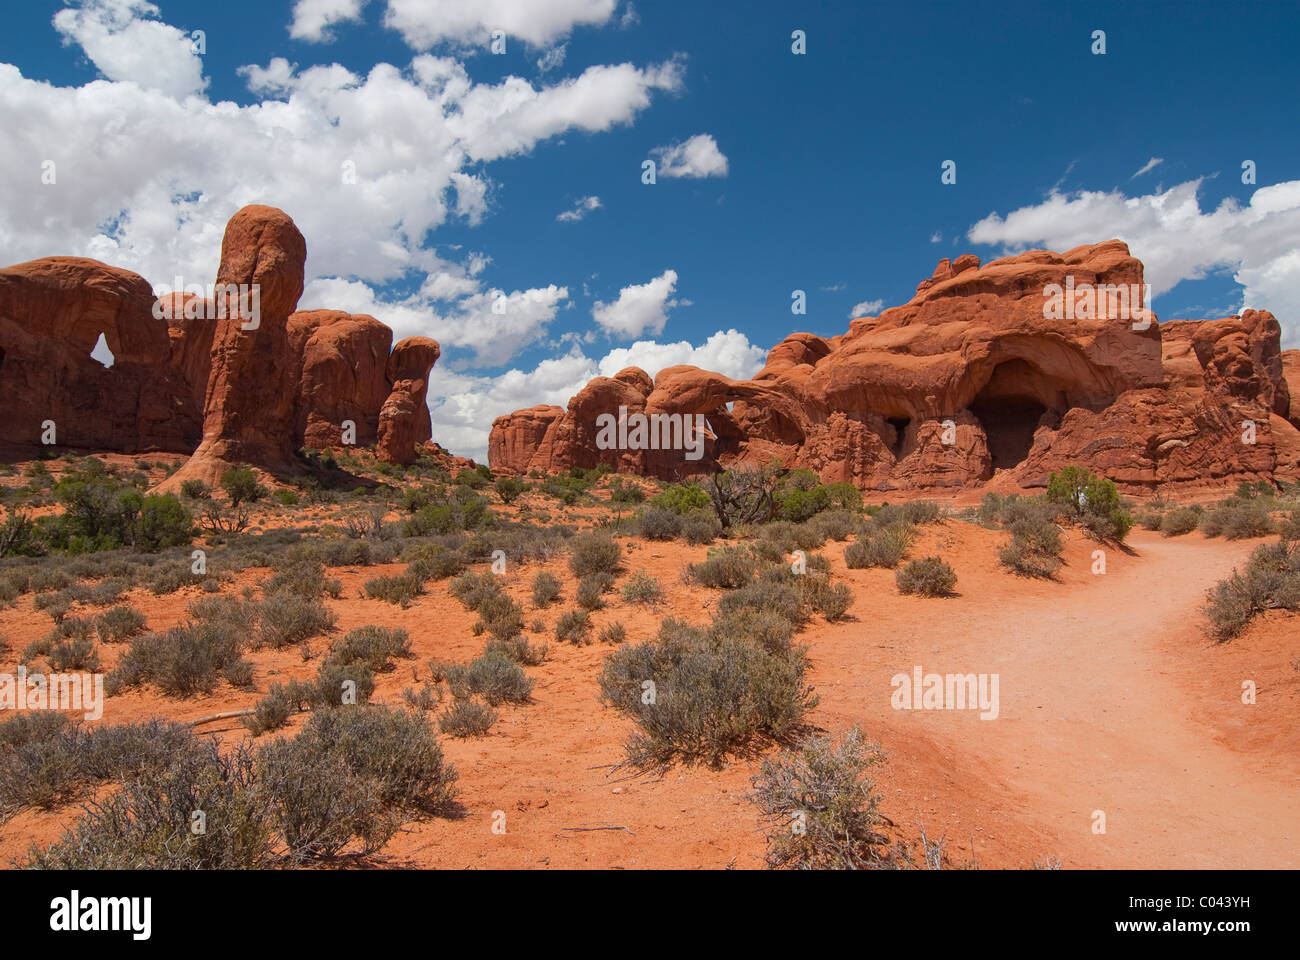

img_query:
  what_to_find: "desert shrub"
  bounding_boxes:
[402,681,441,711]
[107,622,252,697]
[1136,508,1165,531]
[576,573,611,611]
[688,545,759,589]
[188,594,259,635]
[1199,499,1275,540]
[621,571,664,605]
[712,609,796,655]
[718,578,806,626]
[22,737,274,870]
[998,536,1060,579]
[607,478,646,504]
[404,543,465,581]
[1202,542,1300,641]
[749,726,890,869]
[568,533,621,578]
[799,576,854,621]
[599,621,627,644]
[449,570,502,611]
[258,706,456,860]
[1160,506,1202,537]
[364,572,423,607]
[258,594,336,648]
[0,716,204,816]
[1280,510,1300,542]
[484,633,548,666]
[598,618,815,769]
[148,565,203,595]
[680,510,722,545]
[220,467,266,507]
[494,476,527,504]
[555,609,592,645]
[649,482,711,515]
[325,626,411,673]
[896,556,957,597]
[530,570,562,608]
[445,651,533,705]
[900,500,943,525]
[844,524,912,569]
[808,509,859,542]
[47,630,101,672]
[998,517,1064,578]
[637,507,683,541]
[439,698,497,738]
[475,593,525,641]
[266,555,329,599]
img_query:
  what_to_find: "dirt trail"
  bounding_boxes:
[812,527,1299,868]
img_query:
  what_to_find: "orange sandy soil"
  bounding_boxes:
[0,469,1297,869]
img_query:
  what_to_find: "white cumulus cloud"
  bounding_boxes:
[651,133,729,179]
[557,195,601,222]
[290,0,368,42]
[591,269,679,338]
[383,0,618,49]
[53,0,207,99]
[849,298,884,318]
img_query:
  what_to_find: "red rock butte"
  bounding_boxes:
[0,205,441,486]
[490,241,1300,492]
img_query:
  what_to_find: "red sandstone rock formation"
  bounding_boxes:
[0,204,445,480]
[376,336,441,465]
[159,205,308,490]
[489,241,1299,491]
[0,257,204,455]
[288,310,394,449]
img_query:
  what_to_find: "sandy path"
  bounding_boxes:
[812,527,1299,868]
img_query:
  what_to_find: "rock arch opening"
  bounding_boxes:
[970,360,1053,470]
[886,416,911,459]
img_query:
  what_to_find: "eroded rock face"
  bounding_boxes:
[376,336,440,465]
[489,242,1297,491]
[288,310,393,449]
[0,257,204,454]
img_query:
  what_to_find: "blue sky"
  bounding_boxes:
[2,0,1297,461]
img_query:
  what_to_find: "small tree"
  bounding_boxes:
[221,467,266,507]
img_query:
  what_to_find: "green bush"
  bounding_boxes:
[495,476,527,504]
[648,482,711,515]
[598,621,627,644]
[896,556,957,596]
[22,737,273,869]
[775,485,831,523]
[220,467,266,507]
[1047,467,1131,542]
